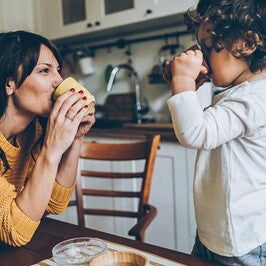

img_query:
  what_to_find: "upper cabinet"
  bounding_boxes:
[0,0,35,33]
[145,0,197,18]
[33,0,198,41]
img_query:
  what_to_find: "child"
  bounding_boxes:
[164,0,266,265]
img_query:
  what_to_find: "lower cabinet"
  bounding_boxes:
[145,141,197,253]
[48,137,197,254]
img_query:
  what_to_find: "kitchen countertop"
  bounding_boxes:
[88,122,178,142]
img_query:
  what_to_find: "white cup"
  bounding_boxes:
[79,56,95,75]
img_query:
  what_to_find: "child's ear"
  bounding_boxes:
[5,79,16,96]
[244,31,262,53]
[232,31,261,57]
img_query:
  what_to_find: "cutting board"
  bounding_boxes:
[104,93,136,121]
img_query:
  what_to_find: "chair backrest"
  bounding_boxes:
[73,134,161,240]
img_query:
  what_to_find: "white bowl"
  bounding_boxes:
[52,237,107,265]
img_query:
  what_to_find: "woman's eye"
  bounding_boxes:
[40,68,49,73]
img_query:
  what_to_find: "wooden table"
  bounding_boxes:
[0,217,219,266]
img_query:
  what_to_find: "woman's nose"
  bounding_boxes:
[54,74,63,88]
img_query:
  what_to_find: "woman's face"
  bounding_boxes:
[11,44,63,117]
[197,23,251,87]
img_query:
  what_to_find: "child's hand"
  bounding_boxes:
[170,49,204,93]
[163,45,210,95]
[162,60,172,85]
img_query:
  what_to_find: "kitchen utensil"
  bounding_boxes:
[78,56,95,75]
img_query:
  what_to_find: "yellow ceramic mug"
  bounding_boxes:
[53,77,95,114]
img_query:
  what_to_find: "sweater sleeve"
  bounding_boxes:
[167,90,243,150]
[167,91,207,148]
[0,176,75,246]
[0,177,39,247]
[46,181,75,214]
[167,86,265,150]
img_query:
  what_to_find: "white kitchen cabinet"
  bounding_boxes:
[144,0,197,19]
[0,0,35,33]
[33,0,198,41]
[49,137,197,254]
[34,0,100,40]
[34,0,147,40]
[146,141,197,253]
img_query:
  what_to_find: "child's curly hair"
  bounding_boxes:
[184,0,266,72]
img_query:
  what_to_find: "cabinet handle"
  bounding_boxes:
[87,22,93,28]
[95,21,101,26]
[146,9,153,15]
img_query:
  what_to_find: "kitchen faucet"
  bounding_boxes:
[106,64,143,124]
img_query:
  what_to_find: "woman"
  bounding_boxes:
[0,31,95,246]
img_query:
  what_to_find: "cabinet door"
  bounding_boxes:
[0,0,35,32]
[145,144,179,249]
[34,0,102,40]
[98,0,153,29]
[145,0,196,18]
[98,0,196,29]
[146,142,196,253]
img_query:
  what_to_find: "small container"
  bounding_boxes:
[78,56,95,75]
[52,237,107,265]
[89,251,149,266]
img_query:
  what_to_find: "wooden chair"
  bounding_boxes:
[70,134,161,241]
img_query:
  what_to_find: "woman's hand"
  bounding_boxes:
[75,109,95,139]
[44,90,92,160]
